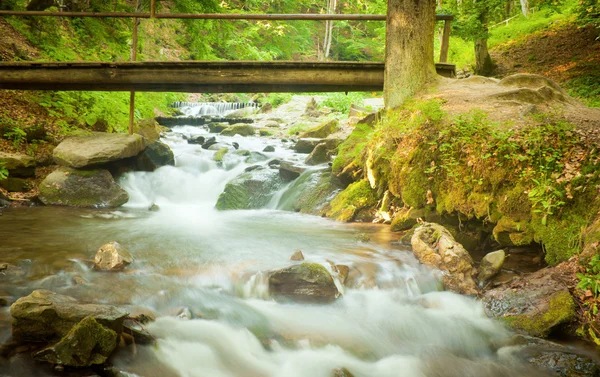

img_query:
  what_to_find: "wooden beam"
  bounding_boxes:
[0,61,455,92]
[0,10,453,21]
[439,19,452,63]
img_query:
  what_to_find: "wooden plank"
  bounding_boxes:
[439,19,452,63]
[0,61,455,92]
[0,11,453,21]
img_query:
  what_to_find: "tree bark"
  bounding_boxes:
[384,0,437,109]
[321,0,336,60]
[473,11,494,76]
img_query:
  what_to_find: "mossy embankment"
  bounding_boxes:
[327,74,600,267]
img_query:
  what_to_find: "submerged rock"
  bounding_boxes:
[477,249,505,287]
[94,241,133,271]
[483,265,575,337]
[215,167,284,210]
[53,132,146,169]
[135,140,175,171]
[263,145,275,152]
[10,290,127,342]
[213,147,229,162]
[503,335,600,377]
[411,222,478,295]
[0,151,35,177]
[187,135,205,145]
[38,167,129,208]
[33,316,117,367]
[269,263,340,303]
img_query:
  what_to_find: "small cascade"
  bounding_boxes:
[171,102,259,117]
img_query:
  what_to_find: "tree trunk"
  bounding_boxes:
[520,0,529,17]
[384,0,437,109]
[473,11,494,76]
[321,0,336,60]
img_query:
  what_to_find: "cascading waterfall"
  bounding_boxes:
[170,101,259,117]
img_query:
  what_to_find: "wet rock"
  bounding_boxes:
[123,319,155,345]
[335,265,350,284]
[94,241,133,271]
[267,159,280,168]
[53,133,146,169]
[207,142,230,151]
[148,203,160,211]
[277,170,342,215]
[177,307,193,320]
[202,136,218,149]
[208,123,229,133]
[225,108,254,119]
[305,142,332,165]
[279,161,306,181]
[482,265,575,337]
[216,167,284,210]
[10,290,128,342]
[332,368,355,377]
[263,145,276,152]
[411,222,478,295]
[245,165,262,172]
[187,135,205,145]
[232,142,240,150]
[72,276,89,285]
[245,151,269,164]
[503,335,600,377]
[213,147,229,162]
[477,249,505,287]
[290,250,304,261]
[38,167,129,208]
[269,263,340,303]
[299,119,340,139]
[33,316,118,367]
[235,149,251,157]
[0,151,35,177]
[135,140,175,171]
[294,138,343,154]
[220,124,256,137]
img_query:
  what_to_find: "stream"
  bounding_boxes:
[0,121,560,377]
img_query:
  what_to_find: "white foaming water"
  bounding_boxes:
[105,119,547,377]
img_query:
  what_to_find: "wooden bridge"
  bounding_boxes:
[0,61,455,93]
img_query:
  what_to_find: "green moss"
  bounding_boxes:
[503,291,575,337]
[213,147,228,162]
[493,216,535,246]
[297,262,333,285]
[259,129,274,137]
[327,180,377,222]
[331,123,374,174]
[220,125,255,137]
[299,119,340,139]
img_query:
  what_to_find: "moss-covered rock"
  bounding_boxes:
[305,142,332,165]
[483,265,576,337]
[220,124,256,137]
[208,122,229,133]
[33,316,117,367]
[38,167,128,208]
[268,263,340,303]
[294,138,342,154]
[213,147,229,162]
[10,290,127,342]
[133,118,162,144]
[215,168,283,210]
[0,151,35,177]
[492,216,535,246]
[299,119,340,139]
[326,180,377,222]
[277,170,343,215]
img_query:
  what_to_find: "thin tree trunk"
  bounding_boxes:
[321,0,336,60]
[384,0,437,109]
[520,0,529,17]
[474,11,494,76]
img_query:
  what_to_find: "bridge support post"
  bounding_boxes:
[128,0,141,135]
[439,19,451,63]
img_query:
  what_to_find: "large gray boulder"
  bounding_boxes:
[269,263,340,303]
[215,167,283,210]
[411,222,478,295]
[10,290,128,342]
[53,133,146,169]
[0,151,35,177]
[483,265,576,337]
[38,167,129,208]
[33,316,118,367]
[277,170,342,215]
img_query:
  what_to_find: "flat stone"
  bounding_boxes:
[10,290,128,342]
[0,151,35,177]
[53,132,146,169]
